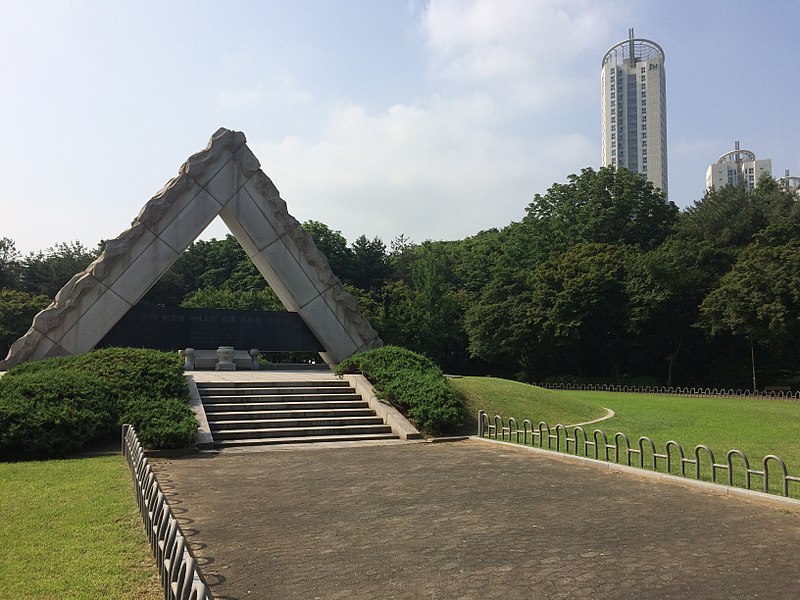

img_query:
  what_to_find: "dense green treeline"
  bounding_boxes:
[2,166,798,388]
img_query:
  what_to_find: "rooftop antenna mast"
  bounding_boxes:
[628,28,635,62]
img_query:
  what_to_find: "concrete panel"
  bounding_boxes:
[298,295,359,363]
[109,237,180,305]
[57,289,132,354]
[256,241,320,310]
[41,341,70,360]
[220,188,280,255]
[203,159,250,206]
[157,191,223,254]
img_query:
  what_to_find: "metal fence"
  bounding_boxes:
[122,424,211,600]
[477,411,800,498]
[532,382,800,400]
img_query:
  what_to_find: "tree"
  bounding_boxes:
[0,289,51,357]
[677,177,796,256]
[142,235,269,306]
[19,241,99,298]
[523,166,678,252]
[464,268,534,378]
[0,238,20,290]
[180,286,283,311]
[528,243,634,382]
[698,218,800,388]
[381,251,465,369]
[348,235,389,291]
[626,238,720,386]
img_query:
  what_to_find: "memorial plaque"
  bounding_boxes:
[98,305,324,352]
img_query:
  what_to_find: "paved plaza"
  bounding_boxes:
[152,439,800,599]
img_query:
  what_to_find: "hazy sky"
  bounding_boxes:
[2,0,798,254]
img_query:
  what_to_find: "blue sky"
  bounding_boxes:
[2,0,798,254]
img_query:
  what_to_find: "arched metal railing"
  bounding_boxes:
[122,424,211,600]
[531,383,799,400]
[477,411,800,499]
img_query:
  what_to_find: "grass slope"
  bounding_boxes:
[0,455,161,599]
[569,391,800,476]
[451,376,607,432]
[456,376,800,496]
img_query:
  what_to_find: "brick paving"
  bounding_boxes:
[152,439,800,599]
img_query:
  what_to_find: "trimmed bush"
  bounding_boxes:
[0,348,196,459]
[335,346,465,435]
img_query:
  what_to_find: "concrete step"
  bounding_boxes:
[206,408,376,421]
[201,393,362,404]
[196,380,350,389]
[208,416,386,430]
[203,400,371,412]
[195,385,355,396]
[213,432,399,447]
[212,424,394,440]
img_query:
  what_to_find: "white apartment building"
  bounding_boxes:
[601,29,668,197]
[779,170,800,196]
[705,142,772,192]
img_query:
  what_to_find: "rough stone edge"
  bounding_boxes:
[342,374,423,440]
[473,437,800,512]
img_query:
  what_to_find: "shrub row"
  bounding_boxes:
[335,345,464,435]
[0,348,197,459]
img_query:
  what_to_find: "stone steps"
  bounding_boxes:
[203,400,372,412]
[202,392,366,403]
[206,408,376,421]
[213,432,399,447]
[211,416,386,430]
[197,379,399,448]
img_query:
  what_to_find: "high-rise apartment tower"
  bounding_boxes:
[706,141,772,192]
[601,29,668,196]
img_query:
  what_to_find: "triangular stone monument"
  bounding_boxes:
[0,128,382,369]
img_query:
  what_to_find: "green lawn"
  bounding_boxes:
[453,376,800,496]
[0,455,162,600]
[452,376,607,432]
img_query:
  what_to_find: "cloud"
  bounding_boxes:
[251,97,595,243]
[216,90,263,110]
[421,0,618,110]
[215,80,312,113]
[244,1,608,243]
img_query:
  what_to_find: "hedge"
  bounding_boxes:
[0,348,197,459]
[335,346,464,435]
